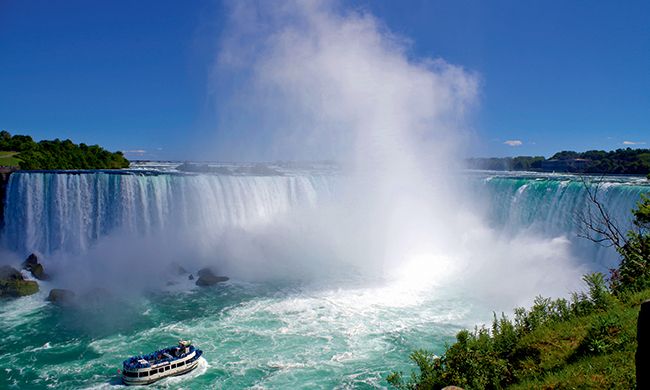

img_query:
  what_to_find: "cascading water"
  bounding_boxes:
[2,171,335,256]
[476,173,650,269]
[2,171,647,267]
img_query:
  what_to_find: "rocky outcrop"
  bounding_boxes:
[195,268,229,286]
[22,253,49,280]
[0,265,39,297]
[0,168,15,230]
[47,288,76,305]
[637,300,650,388]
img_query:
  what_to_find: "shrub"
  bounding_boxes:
[575,313,627,356]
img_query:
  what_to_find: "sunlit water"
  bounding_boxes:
[1,166,649,388]
[1,278,488,389]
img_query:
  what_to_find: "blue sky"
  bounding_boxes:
[1,0,648,160]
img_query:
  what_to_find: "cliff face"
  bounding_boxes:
[0,168,14,229]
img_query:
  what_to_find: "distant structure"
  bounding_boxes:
[540,158,590,172]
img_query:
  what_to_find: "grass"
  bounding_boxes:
[507,289,648,389]
[389,284,648,389]
[0,151,21,167]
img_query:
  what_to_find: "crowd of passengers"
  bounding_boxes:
[123,345,194,369]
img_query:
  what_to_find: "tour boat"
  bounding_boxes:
[121,340,202,386]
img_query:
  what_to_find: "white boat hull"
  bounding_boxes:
[122,350,201,386]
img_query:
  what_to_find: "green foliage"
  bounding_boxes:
[389,193,650,389]
[467,148,650,175]
[0,151,21,167]
[0,279,39,297]
[387,272,626,389]
[0,130,129,170]
[575,313,627,356]
[610,195,650,295]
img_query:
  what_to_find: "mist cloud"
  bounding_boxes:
[213,0,478,164]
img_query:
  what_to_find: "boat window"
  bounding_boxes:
[139,371,149,378]
[179,361,185,366]
[171,364,176,368]
[124,371,137,377]
[165,366,170,371]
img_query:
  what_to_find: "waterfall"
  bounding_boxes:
[477,174,650,268]
[1,171,648,270]
[2,172,335,255]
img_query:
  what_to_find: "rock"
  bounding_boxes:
[0,265,22,280]
[637,300,650,388]
[22,253,49,280]
[188,274,194,280]
[195,267,229,286]
[0,265,39,297]
[47,288,76,305]
[22,253,38,268]
[30,263,48,280]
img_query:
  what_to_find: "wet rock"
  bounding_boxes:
[188,274,194,280]
[47,288,76,305]
[22,253,49,281]
[22,253,38,268]
[196,268,229,286]
[0,265,22,280]
[0,265,39,297]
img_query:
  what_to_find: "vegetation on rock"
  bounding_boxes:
[0,130,129,170]
[0,265,39,297]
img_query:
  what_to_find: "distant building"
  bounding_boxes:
[541,158,590,172]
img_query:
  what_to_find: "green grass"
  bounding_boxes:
[0,151,21,167]
[507,291,646,389]
[389,285,648,389]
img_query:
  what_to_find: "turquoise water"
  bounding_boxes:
[1,169,649,388]
[0,278,478,389]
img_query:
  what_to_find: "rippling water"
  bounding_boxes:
[0,277,488,389]
[1,168,648,388]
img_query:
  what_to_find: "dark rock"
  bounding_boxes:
[30,263,48,280]
[22,253,38,268]
[188,274,194,280]
[0,265,22,280]
[637,300,650,388]
[0,265,39,297]
[195,267,229,286]
[22,253,49,280]
[47,288,76,305]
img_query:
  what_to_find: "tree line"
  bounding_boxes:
[467,148,650,176]
[0,130,130,170]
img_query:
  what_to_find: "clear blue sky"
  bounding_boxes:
[1,0,648,160]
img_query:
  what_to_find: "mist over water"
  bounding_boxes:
[209,0,584,305]
[3,1,648,388]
